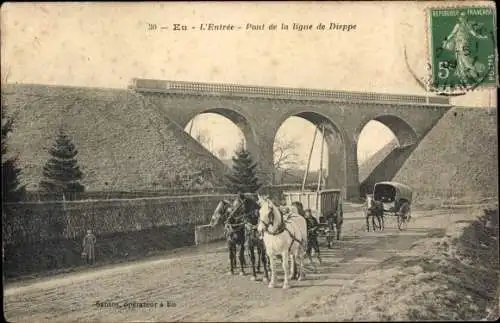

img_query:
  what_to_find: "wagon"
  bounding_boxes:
[283,189,343,246]
[372,181,413,230]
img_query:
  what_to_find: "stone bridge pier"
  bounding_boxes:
[131,79,451,200]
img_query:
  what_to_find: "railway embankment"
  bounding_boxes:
[394,107,497,205]
[298,205,499,321]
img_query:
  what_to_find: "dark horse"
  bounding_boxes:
[365,196,384,232]
[210,199,246,275]
[243,198,270,282]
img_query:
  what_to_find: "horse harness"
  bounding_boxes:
[260,209,305,254]
[367,201,384,217]
[224,200,249,234]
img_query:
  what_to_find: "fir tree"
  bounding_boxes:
[225,147,261,193]
[40,128,85,199]
[1,105,25,202]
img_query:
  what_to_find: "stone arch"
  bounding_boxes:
[355,114,419,197]
[182,107,260,162]
[356,114,418,147]
[273,110,348,192]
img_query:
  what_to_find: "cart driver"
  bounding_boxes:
[236,191,245,204]
[304,208,322,264]
[233,192,247,215]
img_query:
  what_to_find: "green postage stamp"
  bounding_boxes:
[428,6,498,92]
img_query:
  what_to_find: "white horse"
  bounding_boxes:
[256,194,307,289]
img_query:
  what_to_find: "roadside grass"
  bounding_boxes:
[296,206,499,321]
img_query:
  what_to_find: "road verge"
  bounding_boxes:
[295,206,499,321]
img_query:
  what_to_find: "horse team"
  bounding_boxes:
[209,192,340,289]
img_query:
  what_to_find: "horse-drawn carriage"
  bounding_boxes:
[364,181,412,231]
[283,189,343,247]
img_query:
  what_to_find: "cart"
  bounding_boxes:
[372,181,413,230]
[280,124,344,247]
[283,189,343,246]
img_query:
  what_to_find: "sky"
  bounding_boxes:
[185,114,393,170]
[2,2,496,171]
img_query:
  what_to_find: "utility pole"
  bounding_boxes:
[302,126,318,192]
[188,117,195,136]
[317,124,325,192]
[316,124,325,210]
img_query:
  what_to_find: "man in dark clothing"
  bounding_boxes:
[304,209,321,264]
[227,192,246,222]
[229,192,248,266]
[236,192,247,211]
[82,229,96,265]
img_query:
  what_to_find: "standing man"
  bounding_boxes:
[230,192,248,266]
[304,209,322,264]
[82,229,97,265]
[236,192,246,209]
[230,191,250,221]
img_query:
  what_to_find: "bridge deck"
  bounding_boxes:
[130,78,450,106]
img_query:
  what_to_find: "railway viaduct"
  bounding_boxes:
[130,79,451,199]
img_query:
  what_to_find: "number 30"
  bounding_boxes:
[438,61,450,79]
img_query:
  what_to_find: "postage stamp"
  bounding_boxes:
[428,6,498,93]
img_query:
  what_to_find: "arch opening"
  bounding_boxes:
[372,115,418,147]
[185,112,245,159]
[356,116,418,196]
[273,112,345,192]
[183,109,259,189]
[357,120,398,183]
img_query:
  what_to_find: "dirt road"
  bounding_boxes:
[4,208,473,322]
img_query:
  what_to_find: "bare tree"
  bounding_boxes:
[273,135,300,184]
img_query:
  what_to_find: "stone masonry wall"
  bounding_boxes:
[3,194,234,279]
[3,194,234,244]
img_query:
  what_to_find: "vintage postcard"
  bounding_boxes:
[2,1,498,322]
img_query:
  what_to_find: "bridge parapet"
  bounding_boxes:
[130,78,450,106]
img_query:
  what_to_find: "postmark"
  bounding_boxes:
[428,6,498,94]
